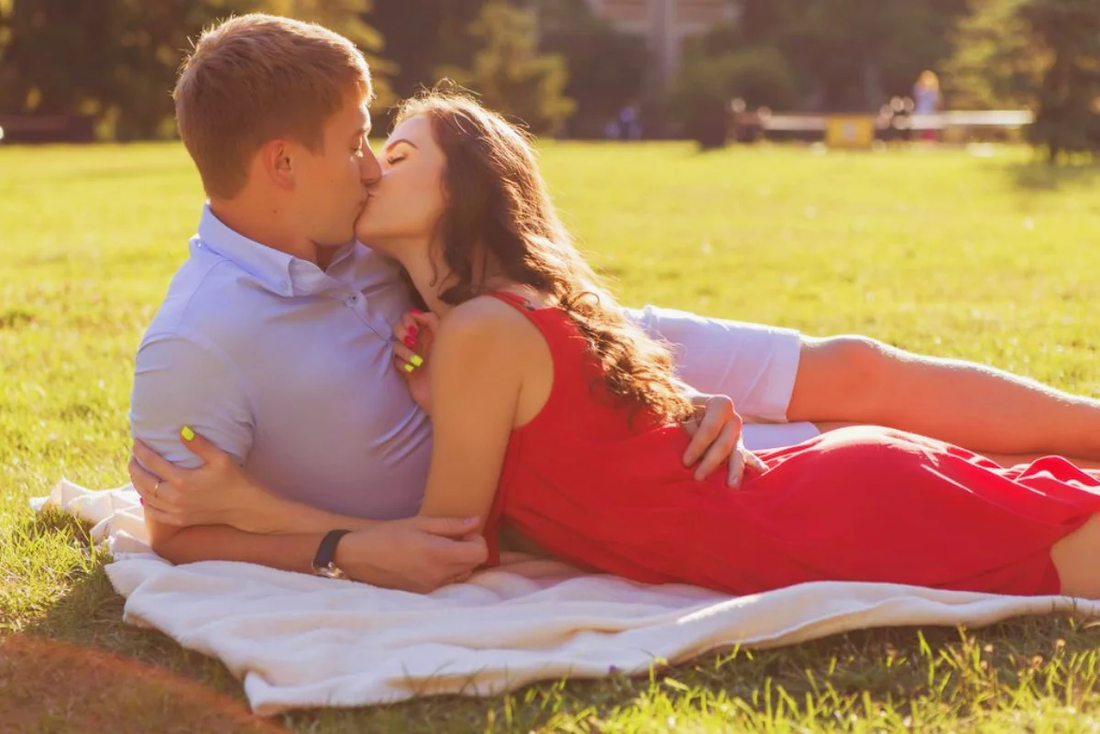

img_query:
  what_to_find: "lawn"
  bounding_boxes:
[2,140,1100,732]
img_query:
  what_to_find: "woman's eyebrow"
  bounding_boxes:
[383,138,418,153]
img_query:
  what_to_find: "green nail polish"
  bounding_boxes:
[403,362,415,373]
[181,426,195,441]
[409,354,424,367]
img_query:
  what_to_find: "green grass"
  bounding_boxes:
[2,141,1100,731]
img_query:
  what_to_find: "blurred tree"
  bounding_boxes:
[366,1,485,100]
[947,0,1100,160]
[668,45,799,149]
[528,0,648,136]
[437,1,575,135]
[670,45,799,112]
[708,0,970,111]
[0,0,391,140]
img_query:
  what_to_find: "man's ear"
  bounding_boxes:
[257,139,296,191]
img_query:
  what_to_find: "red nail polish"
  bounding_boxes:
[404,336,416,348]
[410,308,424,315]
[139,498,144,506]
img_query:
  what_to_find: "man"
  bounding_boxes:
[128,14,751,592]
[130,14,1100,593]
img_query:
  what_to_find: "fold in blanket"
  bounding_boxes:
[32,479,1099,715]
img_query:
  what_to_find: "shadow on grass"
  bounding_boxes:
[12,510,279,732]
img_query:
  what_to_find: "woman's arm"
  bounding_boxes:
[418,299,527,523]
[130,437,378,534]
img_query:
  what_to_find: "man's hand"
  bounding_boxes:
[681,393,768,487]
[335,516,488,593]
[130,430,291,533]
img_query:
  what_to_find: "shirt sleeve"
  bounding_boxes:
[622,305,803,422]
[129,332,254,470]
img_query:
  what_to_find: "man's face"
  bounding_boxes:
[294,94,381,248]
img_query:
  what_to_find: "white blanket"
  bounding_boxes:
[33,479,1100,716]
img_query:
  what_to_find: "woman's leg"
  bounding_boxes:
[1051,515,1100,599]
[749,426,1100,597]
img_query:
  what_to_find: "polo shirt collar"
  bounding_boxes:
[193,204,356,297]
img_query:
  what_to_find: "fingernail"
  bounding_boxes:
[408,326,419,337]
[404,336,416,348]
[409,354,424,367]
[181,426,195,442]
[403,362,416,373]
[139,498,144,506]
[410,308,424,315]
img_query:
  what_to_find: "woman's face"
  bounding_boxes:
[354,114,447,255]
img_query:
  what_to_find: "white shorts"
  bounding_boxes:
[626,304,820,450]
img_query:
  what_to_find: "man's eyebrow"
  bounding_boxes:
[383,138,418,153]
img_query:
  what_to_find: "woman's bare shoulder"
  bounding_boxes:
[434,294,541,359]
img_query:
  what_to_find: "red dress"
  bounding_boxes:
[483,292,1100,596]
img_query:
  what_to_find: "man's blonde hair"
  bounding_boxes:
[174,14,372,199]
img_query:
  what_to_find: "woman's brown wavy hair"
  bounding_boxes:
[394,91,694,425]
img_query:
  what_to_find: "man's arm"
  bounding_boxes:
[789,335,1100,460]
[132,332,392,534]
[144,514,485,593]
[132,332,290,534]
[128,444,488,590]
[129,432,380,534]
[130,332,487,589]
[147,522,322,572]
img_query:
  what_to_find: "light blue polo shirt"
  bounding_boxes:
[130,205,433,519]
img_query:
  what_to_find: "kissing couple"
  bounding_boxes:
[129,14,1100,599]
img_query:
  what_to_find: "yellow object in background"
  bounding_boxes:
[825,115,876,149]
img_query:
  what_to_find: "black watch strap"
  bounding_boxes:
[312,529,352,577]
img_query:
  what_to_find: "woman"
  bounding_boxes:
[353,91,1100,599]
[335,91,1100,598]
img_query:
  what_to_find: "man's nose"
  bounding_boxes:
[361,148,382,186]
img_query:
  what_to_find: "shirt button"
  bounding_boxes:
[345,293,360,306]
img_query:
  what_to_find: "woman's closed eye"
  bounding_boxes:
[386,154,406,166]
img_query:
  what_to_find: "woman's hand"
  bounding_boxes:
[392,309,440,413]
[334,517,487,592]
[129,430,293,533]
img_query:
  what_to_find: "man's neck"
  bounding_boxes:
[209,198,319,265]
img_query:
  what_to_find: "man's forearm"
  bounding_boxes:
[790,336,1100,458]
[871,355,1100,457]
[152,523,325,573]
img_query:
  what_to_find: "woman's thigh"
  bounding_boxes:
[1051,514,1100,599]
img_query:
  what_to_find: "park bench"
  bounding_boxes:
[0,114,96,144]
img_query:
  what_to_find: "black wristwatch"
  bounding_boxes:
[312,529,352,579]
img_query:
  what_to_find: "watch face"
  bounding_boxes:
[316,563,347,580]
